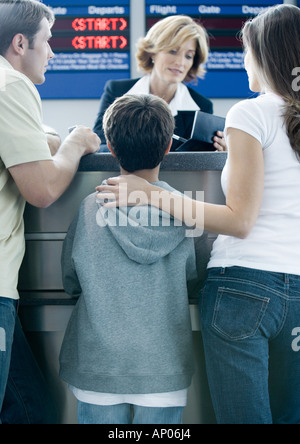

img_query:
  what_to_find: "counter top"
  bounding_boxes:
[79,152,227,172]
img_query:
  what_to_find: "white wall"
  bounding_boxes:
[41,98,240,140]
[42,99,100,139]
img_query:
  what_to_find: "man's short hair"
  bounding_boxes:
[103,94,175,173]
[0,0,55,56]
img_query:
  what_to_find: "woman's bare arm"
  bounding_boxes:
[97,128,264,239]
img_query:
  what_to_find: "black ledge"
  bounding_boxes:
[79,152,227,173]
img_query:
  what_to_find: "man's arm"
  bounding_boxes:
[9,126,100,208]
[42,124,61,156]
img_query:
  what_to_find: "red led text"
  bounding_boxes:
[72,35,128,50]
[72,17,127,32]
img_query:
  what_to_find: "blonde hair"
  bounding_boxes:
[136,15,209,82]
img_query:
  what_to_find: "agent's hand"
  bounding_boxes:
[67,125,100,156]
[96,175,152,208]
[213,131,227,152]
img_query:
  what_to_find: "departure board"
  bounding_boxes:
[38,0,130,99]
[146,0,282,98]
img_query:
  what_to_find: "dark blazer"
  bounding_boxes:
[93,78,214,151]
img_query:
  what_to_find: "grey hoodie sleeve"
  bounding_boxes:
[61,212,82,299]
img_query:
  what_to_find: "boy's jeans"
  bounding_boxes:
[77,401,184,424]
[0,298,57,424]
[200,267,300,424]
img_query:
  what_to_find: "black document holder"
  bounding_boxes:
[176,111,226,152]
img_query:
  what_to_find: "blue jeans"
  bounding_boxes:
[0,298,58,424]
[77,402,184,424]
[199,267,300,424]
[0,298,17,417]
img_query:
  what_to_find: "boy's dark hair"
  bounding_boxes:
[103,94,175,173]
[0,0,55,56]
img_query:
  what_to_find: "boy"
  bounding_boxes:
[59,94,205,424]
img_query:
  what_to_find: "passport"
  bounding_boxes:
[176,111,225,152]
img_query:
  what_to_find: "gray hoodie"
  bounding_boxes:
[59,181,199,394]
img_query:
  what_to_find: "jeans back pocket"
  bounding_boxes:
[213,287,270,340]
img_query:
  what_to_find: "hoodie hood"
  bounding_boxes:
[97,181,187,265]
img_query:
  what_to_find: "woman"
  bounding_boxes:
[97,5,300,424]
[93,15,225,152]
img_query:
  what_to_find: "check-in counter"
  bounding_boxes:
[18,152,226,424]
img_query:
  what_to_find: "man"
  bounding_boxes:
[0,0,100,423]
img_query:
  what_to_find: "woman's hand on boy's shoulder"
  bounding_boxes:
[96,175,152,208]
